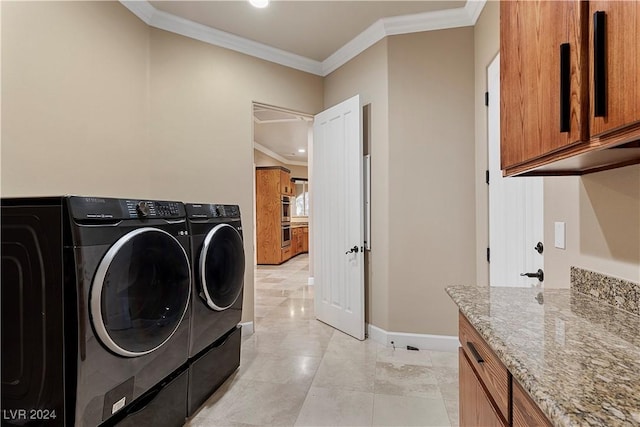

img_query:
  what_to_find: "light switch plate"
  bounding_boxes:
[554,222,566,249]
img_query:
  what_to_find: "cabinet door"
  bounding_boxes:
[589,1,640,137]
[459,348,506,427]
[501,0,588,170]
[280,170,292,195]
[302,227,309,253]
[513,379,552,427]
[256,169,283,264]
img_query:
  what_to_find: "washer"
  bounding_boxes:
[185,203,244,416]
[1,196,191,427]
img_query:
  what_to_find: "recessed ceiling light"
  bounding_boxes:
[298,148,306,153]
[249,0,269,8]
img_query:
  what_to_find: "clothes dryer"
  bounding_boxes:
[1,196,192,426]
[185,203,244,415]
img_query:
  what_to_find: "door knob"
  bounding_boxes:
[345,245,359,254]
[520,269,544,282]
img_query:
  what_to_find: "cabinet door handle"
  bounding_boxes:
[559,43,571,133]
[466,341,484,364]
[593,11,607,117]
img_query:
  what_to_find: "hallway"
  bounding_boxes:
[186,254,460,426]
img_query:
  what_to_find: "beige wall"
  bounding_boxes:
[254,149,308,179]
[387,29,476,336]
[148,28,323,322]
[544,166,640,285]
[1,2,324,325]
[473,0,500,285]
[324,39,390,330]
[1,1,151,197]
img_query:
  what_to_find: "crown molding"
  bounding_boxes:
[120,1,323,76]
[324,0,486,75]
[120,0,154,24]
[254,143,308,167]
[322,20,386,76]
[465,0,488,25]
[120,0,486,77]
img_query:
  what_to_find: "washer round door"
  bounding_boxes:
[199,223,245,311]
[90,227,191,357]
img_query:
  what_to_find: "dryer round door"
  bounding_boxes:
[199,223,245,311]
[90,227,191,357]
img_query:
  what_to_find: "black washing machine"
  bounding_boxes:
[1,196,192,427]
[185,203,244,416]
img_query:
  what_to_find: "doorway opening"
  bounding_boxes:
[252,103,314,331]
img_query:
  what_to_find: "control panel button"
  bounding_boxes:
[136,201,151,217]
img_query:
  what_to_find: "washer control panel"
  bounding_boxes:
[185,203,241,219]
[68,196,186,220]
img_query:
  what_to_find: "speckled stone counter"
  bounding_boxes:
[446,285,640,427]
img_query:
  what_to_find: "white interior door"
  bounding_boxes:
[312,95,364,340]
[488,54,545,287]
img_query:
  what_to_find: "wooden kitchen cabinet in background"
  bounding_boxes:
[256,166,307,264]
[500,0,640,176]
[302,227,309,253]
[290,226,308,257]
[279,169,294,196]
[256,166,288,265]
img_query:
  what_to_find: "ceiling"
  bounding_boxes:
[254,106,312,163]
[136,1,473,166]
[150,1,466,62]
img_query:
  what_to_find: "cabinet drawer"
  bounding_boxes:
[281,246,292,262]
[459,348,507,427]
[513,379,552,427]
[459,313,510,421]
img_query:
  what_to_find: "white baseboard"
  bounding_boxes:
[239,321,254,337]
[308,277,314,286]
[367,324,459,353]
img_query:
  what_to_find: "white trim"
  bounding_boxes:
[254,142,308,167]
[239,321,254,337]
[384,6,472,36]
[322,20,386,76]
[120,1,486,77]
[465,0,488,25]
[308,276,314,286]
[367,324,460,353]
[120,1,154,25]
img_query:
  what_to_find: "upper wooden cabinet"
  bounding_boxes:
[589,1,640,137]
[500,1,589,169]
[501,0,640,176]
[279,169,294,196]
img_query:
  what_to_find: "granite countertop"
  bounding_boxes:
[291,223,308,228]
[446,285,640,427]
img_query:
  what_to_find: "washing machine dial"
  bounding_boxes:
[136,201,151,217]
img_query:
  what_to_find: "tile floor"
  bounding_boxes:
[185,254,460,427]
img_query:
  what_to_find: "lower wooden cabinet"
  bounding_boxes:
[512,379,552,427]
[281,246,292,262]
[290,226,308,258]
[460,348,506,427]
[459,312,552,427]
[302,227,309,253]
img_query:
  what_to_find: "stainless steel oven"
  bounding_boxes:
[281,223,291,248]
[281,196,291,222]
